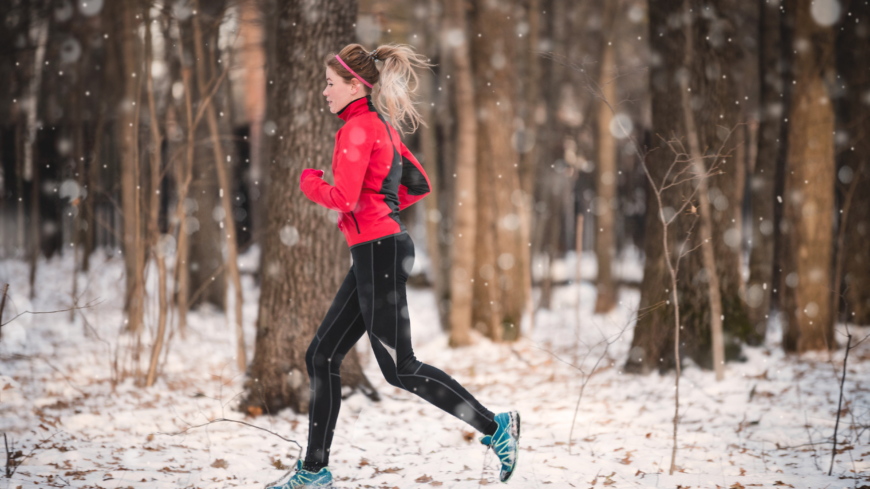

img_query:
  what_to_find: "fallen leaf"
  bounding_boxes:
[247,405,263,417]
[416,475,433,483]
[462,431,475,443]
[211,459,229,469]
[730,483,745,489]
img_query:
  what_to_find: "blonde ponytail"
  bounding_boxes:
[327,43,434,137]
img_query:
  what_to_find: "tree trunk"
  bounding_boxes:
[445,0,477,347]
[593,0,618,314]
[26,15,48,299]
[627,0,753,374]
[678,0,757,359]
[243,0,376,414]
[413,0,445,332]
[780,0,836,353]
[515,0,540,332]
[837,1,870,325]
[433,52,457,333]
[83,111,104,272]
[192,0,246,371]
[239,0,266,241]
[182,6,226,311]
[171,19,198,334]
[746,0,782,338]
[145,10,169,388]
[470,0,526,342]
[678,0,724,380]
[116,0,145,333]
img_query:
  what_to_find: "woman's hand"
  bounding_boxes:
[300,168,324,187]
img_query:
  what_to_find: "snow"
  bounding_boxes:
[1,249,868,488]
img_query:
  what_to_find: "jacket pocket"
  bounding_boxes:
[349,211,361,234]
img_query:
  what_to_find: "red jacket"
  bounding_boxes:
[301,96,431,248]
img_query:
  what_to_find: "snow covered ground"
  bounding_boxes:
[1,249,868,488]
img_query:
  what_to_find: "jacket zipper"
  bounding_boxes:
[349,211,361,234]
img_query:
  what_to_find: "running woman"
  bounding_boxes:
[268,44,520,488]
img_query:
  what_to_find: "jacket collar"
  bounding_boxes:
[337,95,375,122]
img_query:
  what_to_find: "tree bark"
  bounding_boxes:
[182,5,226,311]
[470,0,526,342]
[515,0,540,332]
[172,19,197,334]
[413,0,445,332]
[243,0,376,414]
[26,14,48,299]
[678,0,724,380]
[239,0,267,241]
[627,0,754,373]
[837,0,870,325]
[445,0,477,347]
[780,0,836,353]
[145,10,169,388]
[83,111,104,273]
[746,0,783,338]
[192,0,246,371]
[116,0,145,333]
[593,0,618,314]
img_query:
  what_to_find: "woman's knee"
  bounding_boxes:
[305,336,321,376]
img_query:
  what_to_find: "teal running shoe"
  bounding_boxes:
[267,460,333,489]
[479,410,521,482]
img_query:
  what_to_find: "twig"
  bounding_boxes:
[156,418,302,448]
[0,284,9,332]
[830,332,852,475]
[3,431,61,479]
[0,298,105,328]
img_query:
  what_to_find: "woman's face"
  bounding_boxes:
[323,66,363,114]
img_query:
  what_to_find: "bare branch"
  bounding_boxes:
[0,298,104,328]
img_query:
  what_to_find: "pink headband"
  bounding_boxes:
[335,54,373,89]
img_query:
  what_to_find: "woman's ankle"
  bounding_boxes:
[303,460,327,473]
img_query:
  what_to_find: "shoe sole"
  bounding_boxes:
[501,410,521,483]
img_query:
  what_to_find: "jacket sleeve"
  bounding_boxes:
[301,123,374,213]
[397,141,431,211]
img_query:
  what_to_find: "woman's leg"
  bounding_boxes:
[351,233,498,435]
[304,266,367,470]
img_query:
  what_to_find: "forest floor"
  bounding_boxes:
[1,249,869,489]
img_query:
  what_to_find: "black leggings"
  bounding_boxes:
[304,232,496,467]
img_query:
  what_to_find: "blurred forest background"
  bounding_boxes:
[0,0,868,412]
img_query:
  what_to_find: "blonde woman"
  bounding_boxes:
[269,44,520,488]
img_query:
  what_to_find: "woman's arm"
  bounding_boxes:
[398,141,431,211]
[301,124,374,212]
